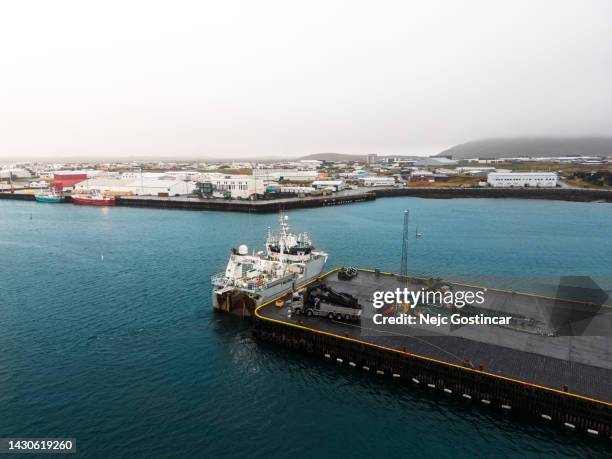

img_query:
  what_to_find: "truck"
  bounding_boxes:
[293,284,362,321]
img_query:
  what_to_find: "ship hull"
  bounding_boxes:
[72,197,116,206]
[35,196,65,203]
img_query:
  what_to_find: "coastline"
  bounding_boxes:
[1,186,611,213]
[371,187,612,202]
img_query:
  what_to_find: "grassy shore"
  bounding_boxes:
[563,178,611,189]
[407,176,481,188]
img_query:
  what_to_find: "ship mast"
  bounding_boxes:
[400,209,409,277]
[279,213,288,273]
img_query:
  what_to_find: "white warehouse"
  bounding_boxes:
[487,172,558,188]
[199,173,265,199]
[74,177,196,196]
[253,169,319,182]
[311,180,346,191]
[359,176,396,187]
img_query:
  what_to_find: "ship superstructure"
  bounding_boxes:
[212,214,328,315]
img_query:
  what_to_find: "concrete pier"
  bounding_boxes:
[253,268,612,438]
[115,191,375,212]
[0,192,35,201]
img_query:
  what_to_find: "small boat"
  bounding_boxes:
[35,190,66,203]
[72,191,116,206]
[416,226,423,238]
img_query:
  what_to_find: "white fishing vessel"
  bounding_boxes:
[212,214,328,316]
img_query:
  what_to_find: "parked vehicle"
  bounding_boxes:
[293,284,362,321]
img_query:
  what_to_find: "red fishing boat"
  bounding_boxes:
[72,191,116,206]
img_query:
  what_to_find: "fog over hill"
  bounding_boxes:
[436,137,612,160]
[298,153,367,162]
[298,137,612,162]
[298,152,434,162]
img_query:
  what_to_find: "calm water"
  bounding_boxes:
[1,198,611,458]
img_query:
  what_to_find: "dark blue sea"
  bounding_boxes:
[1,198,611,458]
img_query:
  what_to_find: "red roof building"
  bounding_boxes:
[52,173,88,190]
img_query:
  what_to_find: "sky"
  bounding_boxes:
[0,0,611,161]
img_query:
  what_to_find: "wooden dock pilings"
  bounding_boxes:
[252,317,612,439]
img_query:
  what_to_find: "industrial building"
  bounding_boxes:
[252,169,319,182]
[409,170,450,183]
[456,166,497,174]
[409,170,433,181]
[311,180,346,191]
[73,177,196,196]
[279,186,316,195]
[0,168,31,179]
[53,173,89,190]
[338,170,368,180]
[120,172,165,180]
[487,172,558,188]
[72,172,264,199]
[359,176,396,187]
[198,173,265,199]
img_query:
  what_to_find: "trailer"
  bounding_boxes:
[293,284,362,321]
[302,299,361,321]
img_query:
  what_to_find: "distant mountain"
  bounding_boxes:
[298,153,367,162]
[298,152,431,162]
[436,137,612,160]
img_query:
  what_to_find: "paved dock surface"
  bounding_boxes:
[116,188,375,212]
[259,270,612,403]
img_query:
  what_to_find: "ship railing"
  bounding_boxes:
[212,272,295,292]
[211,273,259,293]
[211,272,229,287]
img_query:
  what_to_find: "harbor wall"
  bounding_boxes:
[2,186,611,212]
[373,187,612,202]
[114,193,375,212]
[252,317,612,439]
[0,192,35,201]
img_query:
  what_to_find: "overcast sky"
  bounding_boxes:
[1,0,610,161]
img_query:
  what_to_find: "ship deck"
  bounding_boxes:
[256,269,612,405]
